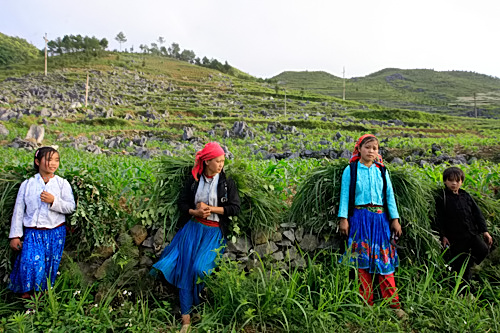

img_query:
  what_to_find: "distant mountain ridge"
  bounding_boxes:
[272,69,500,117]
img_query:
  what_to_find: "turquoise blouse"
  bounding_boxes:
[338,161,400,219]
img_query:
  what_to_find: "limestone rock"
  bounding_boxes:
[227,236,252,254]
[93,245,115,259]
[94,257,114,280]
[130,224,148,245]
[154,228,165,249]
[283,230,295,242]
[252,230,268,245]
[299,234,319,252]
[254,241,278,258]
[0,123,8,136]
[25,125,44,144]
[139,256,153,267]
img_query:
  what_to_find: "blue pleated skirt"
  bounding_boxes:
[9,225,66,293]
[340,208,398,275]
[151,219,225,291]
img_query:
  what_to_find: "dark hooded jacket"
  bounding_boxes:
[435,187,488,242]
[178,170,240,237]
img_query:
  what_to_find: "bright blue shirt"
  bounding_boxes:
[338,161,399,219]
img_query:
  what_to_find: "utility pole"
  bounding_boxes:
[284,88,287,117]
[85,73,90,107]
[342,66,346,100]
[473,92,477,118]
[43,33,48,76]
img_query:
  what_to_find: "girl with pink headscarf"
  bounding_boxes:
[151,142,240,332]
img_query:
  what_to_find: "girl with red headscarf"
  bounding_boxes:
[152,142,241,332]
[337,134,405,317]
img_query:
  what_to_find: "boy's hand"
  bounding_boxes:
[339,218,349,236]
[10,238,22,251]
[390,219,402,238]
[442,237,450,248]
[483,232,493,247]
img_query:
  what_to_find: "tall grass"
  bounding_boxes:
[203,250,500,332]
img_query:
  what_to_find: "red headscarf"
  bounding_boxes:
[349,134,384,166]
[192,142,226,180]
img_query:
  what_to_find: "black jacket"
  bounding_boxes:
[435,187,488,242]
[178,170,240,237]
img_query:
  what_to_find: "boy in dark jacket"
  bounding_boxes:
[435,167,493,282]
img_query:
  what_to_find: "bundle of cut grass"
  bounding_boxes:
[289,161,440,262]
[143,156,281,236]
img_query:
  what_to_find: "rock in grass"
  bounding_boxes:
[93,246,115,259]
[284,247,299,261]
[94,257,114,280]
[272,251,284,261]
[130,225,148,245]
[291,257,306,269]
[283,230,295,242]
[391,157,404,165]
[299,234,319,252]
[295,227,304,242]
[254,242,279,258]
[227,236,252,254]
[139,256,153,267]
[0,123,8,136]
[153,228,165,249]
[40,108,51,117]
[252,230,268,245]
[182,127,194,141]
[25,125,44,144]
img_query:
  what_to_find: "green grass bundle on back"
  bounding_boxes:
[142,156,281,236]
[140,156,193,234]
[224,160,281,233]
[0,162,123,266]
[289,161,440,262]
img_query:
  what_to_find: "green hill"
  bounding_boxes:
[271,68,500,117]
[0,32,41,66]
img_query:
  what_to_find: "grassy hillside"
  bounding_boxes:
[272,68,500,117]
[1,51,500,333]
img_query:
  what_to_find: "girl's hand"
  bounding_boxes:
[40,191,54,204]
[390,219,402,238]
[191,207,211,218]
[483,232,493,247]
[339,218,349,236]
[197,202,210,211]
[10,238,22,251]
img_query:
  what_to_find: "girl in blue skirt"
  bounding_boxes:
[338,134,404,313]
[9,147,76,298]
[152,142,240,332]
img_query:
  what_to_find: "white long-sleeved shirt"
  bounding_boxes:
[9,173,76,238]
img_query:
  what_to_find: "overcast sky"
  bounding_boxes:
[2,0,499,79]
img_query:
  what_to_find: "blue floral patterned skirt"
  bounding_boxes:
[151,219,225,313]
[9,225,66,293]
[340,208,398,275]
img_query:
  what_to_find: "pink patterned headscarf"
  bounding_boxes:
[192,142,225,180]
[349,134,384,167]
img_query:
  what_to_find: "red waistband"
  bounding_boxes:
[25,222,65,230]
[195,217,220,227]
